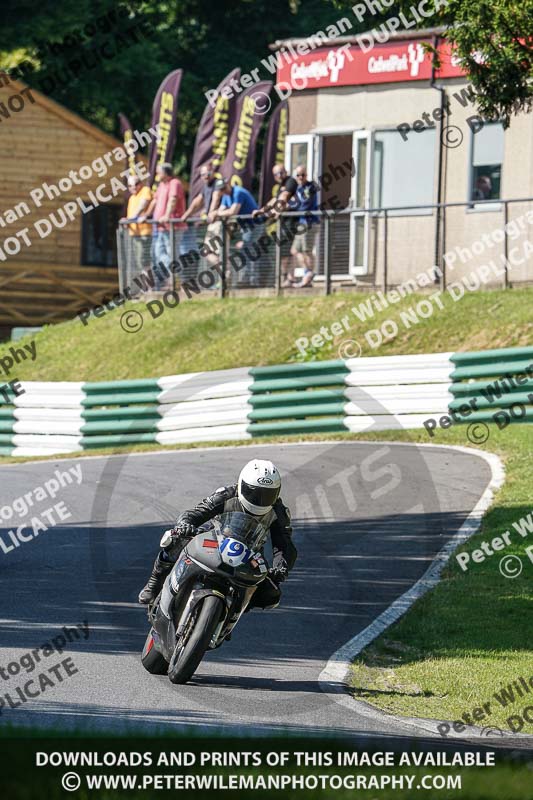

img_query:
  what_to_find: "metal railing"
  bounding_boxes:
[116,197,533,298]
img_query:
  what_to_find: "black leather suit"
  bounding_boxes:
[161,484,297,609]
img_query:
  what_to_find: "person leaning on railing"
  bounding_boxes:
[181,160,223,272]
[211,178,263,287]
[252,164,298,287]
[120,175,152,279]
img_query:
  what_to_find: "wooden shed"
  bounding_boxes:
[0,75,143,336]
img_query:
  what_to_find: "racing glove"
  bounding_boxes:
[160,523,196,548]
[269,550,289,583]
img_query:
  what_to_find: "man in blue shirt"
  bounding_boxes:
[212,178,264,287]
[289,165,319,287]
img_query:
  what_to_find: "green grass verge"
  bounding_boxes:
[1,287,532,381]
[347,425,533,735]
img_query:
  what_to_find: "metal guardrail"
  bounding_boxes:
[116,196,533,297]
[116,210,348,297]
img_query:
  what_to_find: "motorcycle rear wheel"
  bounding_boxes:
[168,595,223,684]
[141,629,168,674]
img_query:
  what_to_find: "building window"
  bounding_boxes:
[81,203,122,266]
[372,128,435,213]
[470,122,504,202]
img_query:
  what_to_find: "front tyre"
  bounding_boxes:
[168,595,223,684]
[141,629,168,674]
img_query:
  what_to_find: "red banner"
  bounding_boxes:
[221,81,273,189]
[276,39,465,91]
[259,101,289,207]
[188,68,242,202]
[148,69,183,189]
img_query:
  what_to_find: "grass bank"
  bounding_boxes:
[0,287,531,382]
[346,425,533,735]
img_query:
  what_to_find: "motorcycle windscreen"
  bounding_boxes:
[215,511,268,551]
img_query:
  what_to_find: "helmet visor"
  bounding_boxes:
[240,480,280,510]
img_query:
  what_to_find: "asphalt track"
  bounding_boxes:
[0,440,518,744]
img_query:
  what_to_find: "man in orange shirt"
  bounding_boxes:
[141,163,186,290]
[121,175,152,284]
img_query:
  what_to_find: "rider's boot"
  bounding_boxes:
[138,554,173,604]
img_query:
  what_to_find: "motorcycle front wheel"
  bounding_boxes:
[168,595,224,684]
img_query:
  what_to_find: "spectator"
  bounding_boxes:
[289,165,319,287]
[182,160,221,221]
[120,175,152,281]
[472,175,492,201]
[181,160,223,272]
[140,163,185,290]
[213,178,262,286]
[252,163,298,287]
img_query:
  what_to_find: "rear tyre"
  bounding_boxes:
[168,595,223,684]
[141,629,168,674]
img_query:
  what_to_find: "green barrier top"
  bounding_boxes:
[82,390,160,407]
[84,379,160,393]
[450,359,533,381]
[450,346,533,364]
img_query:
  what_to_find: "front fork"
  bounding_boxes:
[209,585,257,649]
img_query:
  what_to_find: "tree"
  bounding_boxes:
[0,0,338,173]
[436,0,533,126]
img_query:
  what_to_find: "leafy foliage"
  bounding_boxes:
[441,0,533,126]
[2,0,531,169]
[1,0,336,175]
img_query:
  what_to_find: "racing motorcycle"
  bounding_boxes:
[141,511,271,684]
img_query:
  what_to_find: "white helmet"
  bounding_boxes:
[237,459,281,515]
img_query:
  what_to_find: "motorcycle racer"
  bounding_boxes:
[138,459,297,610]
